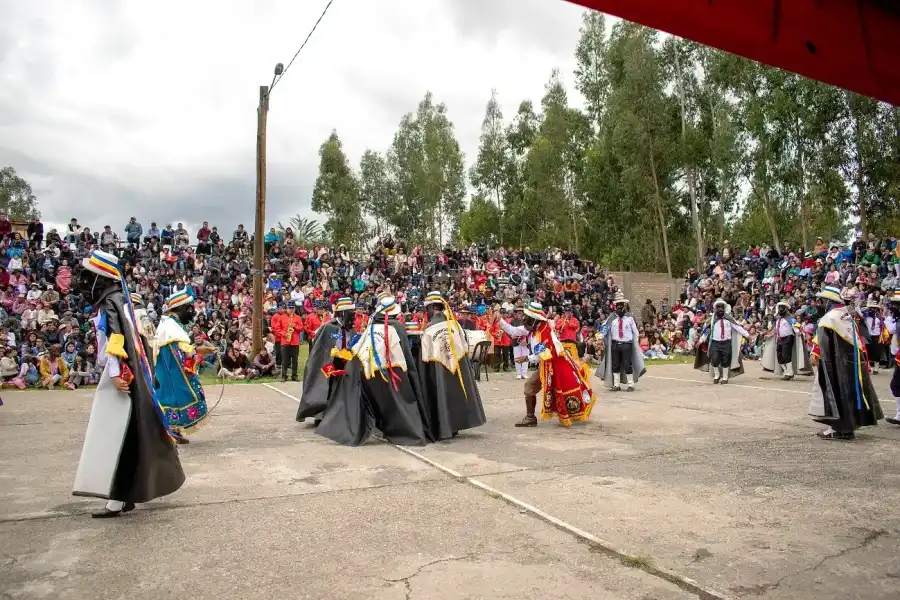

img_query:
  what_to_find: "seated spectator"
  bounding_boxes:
[218,346,250,380]
[65,354,94,390]
[39,346,68,390]
[252,346,276,377]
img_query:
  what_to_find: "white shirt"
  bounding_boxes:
[609,315,639,343]
[498,320,542,360]
[775,318,795,339]
[865,315,883,337]
[886,316,898,357]
[710,318,749,342]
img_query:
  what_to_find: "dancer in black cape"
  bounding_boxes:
[296,297,357,426]
[315,296,430,446]
[808,286,882,441]
[417,291,486,440]
[72,250,185,518]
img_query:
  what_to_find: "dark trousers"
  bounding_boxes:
[776,335,794,365]
[494,345,512,370]
[891,364,900,398]
[274,341,282,366]
[709,339,732,368]
[611,341,633,375]
[868,342,888,368]
[281,344,299,380]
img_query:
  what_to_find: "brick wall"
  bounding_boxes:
[607,272,681,309]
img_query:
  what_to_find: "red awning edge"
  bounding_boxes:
[567,0,900,106]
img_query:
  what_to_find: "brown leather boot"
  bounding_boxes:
[515,396,538,427]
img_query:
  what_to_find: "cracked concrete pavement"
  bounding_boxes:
[1,362,899,599]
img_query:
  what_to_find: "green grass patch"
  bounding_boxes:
[644,354,694,365]
[197,345,310,386]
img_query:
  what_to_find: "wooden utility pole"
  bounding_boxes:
[251,85,269,357]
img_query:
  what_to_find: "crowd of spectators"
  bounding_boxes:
[1,210,897,390]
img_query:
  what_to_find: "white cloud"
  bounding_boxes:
[0,0,587,238]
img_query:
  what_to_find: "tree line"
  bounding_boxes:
[299,15,900,275]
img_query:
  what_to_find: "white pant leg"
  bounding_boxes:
[516,361,528,378]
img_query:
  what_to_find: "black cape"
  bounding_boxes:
[315,317,430,446]
[296,320,348,422]
[98,287,185,503]
[810,325,882,432]
[417,313,486,441]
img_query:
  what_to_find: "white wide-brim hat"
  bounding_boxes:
[81,250,121,280]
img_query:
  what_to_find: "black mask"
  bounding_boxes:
[523,315,538,331]
[615,306,625,317]
[426,303,441,320]
[715,308,725,318]
[172,304,196,325]
[777,307,788,317]
[77,269,116,305]
[339,311,354,331]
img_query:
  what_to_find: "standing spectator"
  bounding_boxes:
[197,221,211,242]
[278,301,304,382]
[304,304,322,352]
[27,218,43,250]
[147,221,161,239]
[124,217,143,244]
[0,213,11,239]
[641,298,658,328]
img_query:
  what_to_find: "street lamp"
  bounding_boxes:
[251,63,284,357]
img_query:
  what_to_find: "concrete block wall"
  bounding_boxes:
[607,271,681,308]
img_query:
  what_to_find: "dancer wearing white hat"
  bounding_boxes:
[695,299,749,384]
[762,300,811,380]
[808,287,882,440]
[72,250,184,517]
[597,292,644,392]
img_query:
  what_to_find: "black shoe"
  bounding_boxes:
[281,378,287,383]
[886,417,900,426]
[91,502,135,518]
[313,418,322,426]
[291,377,299,382]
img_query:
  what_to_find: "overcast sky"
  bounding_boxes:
[0,0,588,236]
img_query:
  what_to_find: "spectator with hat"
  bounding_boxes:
[275,300,303,382]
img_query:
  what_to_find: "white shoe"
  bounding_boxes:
[612,374,621,391]
[624,373,634,391]
[872,368,879,375]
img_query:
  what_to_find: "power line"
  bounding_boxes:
[269,0,336,94]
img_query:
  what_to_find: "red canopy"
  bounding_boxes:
[566,0,900,106]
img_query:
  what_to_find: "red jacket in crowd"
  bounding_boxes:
[272,312,303,346]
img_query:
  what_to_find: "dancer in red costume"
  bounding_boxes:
[498,301,595,427]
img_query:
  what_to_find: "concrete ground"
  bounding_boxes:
[1,362,899,600]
